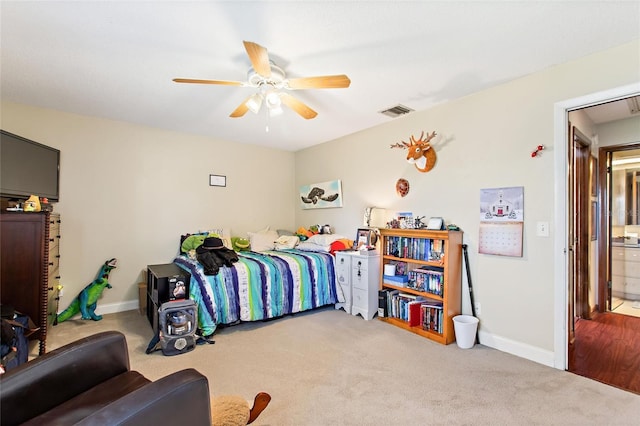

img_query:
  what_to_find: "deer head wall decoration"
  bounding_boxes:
[390,130,438,173]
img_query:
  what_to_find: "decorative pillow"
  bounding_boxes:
[247,229,279,252]
[277,229,295,236]
[274,235,299,250]
[307,234,346,246]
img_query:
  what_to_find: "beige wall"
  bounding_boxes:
[0,103,295,310]
[295,40,640,360]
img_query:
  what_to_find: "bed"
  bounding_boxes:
[174,248,343,336]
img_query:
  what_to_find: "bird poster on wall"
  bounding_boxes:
[299,179,343,209]
[478,186,524,257]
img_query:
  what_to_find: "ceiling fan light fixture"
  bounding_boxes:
[265,91,282,108]
[269,105,283,117]
[246,93,263,114]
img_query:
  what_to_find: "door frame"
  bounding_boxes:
[553,82,640,370]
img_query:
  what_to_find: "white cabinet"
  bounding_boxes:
[611,245,640,300]
[334,251,380,320]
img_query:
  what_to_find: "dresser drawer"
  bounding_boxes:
[619,276,640,296]
[623,248,640,263]
[48,254,60,275]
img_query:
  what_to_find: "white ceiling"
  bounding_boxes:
[1,1,639,151]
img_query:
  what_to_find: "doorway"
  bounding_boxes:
[553,82,640,372]
[563,90,640,393]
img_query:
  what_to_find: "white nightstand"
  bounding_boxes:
[335,251,380,320]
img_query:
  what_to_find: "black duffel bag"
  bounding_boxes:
[1,305,39,373]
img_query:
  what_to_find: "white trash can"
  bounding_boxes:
[453,315,479,349]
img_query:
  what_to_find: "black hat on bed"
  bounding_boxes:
[196,237,225,254]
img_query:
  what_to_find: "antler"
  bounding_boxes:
[390,141,411,149]
[410,130,437,145]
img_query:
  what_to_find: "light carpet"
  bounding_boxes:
[42,307,640,426]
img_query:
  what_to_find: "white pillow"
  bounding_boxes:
[248,229,279,252]
[275,235,299,250]
[306,234,345,246]
[296,240,330,252]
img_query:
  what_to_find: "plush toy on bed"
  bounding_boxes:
[57,258,117,322]
[295,226,316,241]
[211,392,271,426]
[231,237,251,252]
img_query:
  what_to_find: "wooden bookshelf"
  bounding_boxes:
[378,228,462,345]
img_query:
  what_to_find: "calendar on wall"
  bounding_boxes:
[479,222,523,256]
[479,187,524,257]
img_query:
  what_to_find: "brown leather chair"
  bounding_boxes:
[0,331,211,425]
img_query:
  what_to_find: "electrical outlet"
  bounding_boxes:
[474,302,481,315]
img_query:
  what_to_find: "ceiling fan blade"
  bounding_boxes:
[173,78,244,86]
[279,93,318,119]
[243,41,271,78]
[287,74,351,90]
[230,97,251,118]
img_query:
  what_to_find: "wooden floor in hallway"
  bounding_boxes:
[568,312,640,395]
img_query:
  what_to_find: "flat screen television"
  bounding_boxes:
[0,130,60,202]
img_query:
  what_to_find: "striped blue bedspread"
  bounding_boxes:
[174,249,340,336]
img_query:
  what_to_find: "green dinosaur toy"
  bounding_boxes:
[57,258,117,323]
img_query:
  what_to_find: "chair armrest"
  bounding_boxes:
[0,331,130,425]
[77,368,212,426]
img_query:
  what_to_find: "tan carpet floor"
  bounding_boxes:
[42,307,640,425]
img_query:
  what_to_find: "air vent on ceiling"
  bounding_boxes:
[627,96,640,115]
[379,104,414,118]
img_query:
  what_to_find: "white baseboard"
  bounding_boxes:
[478,329,556,368]
[95,299,139,316]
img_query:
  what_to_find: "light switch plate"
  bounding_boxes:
[536,221,549,237]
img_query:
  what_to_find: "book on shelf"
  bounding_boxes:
[377,288,394,317]
[408,300,423,327]
[428,239,445,261]
[391,260,407,275]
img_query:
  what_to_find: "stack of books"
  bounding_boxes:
[407,266,444,296]
[383,274,408,286]
[378,289,444,334]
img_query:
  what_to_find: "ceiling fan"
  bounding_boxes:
[173,41,351,120]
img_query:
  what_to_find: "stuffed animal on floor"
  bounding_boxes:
[57,258,117,323]
[211,392,271,426]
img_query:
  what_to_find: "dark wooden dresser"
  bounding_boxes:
[1,211,61,354]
